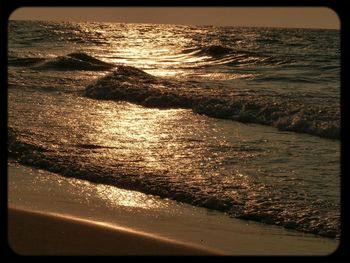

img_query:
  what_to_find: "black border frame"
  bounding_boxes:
[1,1,348,261]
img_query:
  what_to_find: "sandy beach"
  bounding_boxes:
[8,207,218,255]
[7,162,339,255]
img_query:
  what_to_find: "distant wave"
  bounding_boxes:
[183,45,233,57]
[9,52,115,71]
[8,57,46,67]
[181,45,294,67]
[84,66,339,139]
[252,75,321,84]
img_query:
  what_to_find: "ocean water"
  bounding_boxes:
[8,20,340,238]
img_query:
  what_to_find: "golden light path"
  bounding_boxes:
[87,101,190,172]
[95,184,165,209]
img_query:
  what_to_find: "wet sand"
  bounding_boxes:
[8,162,339,255]
[8,207,218,255]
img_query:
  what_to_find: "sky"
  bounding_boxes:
[10,7,340,29]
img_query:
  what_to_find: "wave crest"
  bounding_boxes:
[9,52,115,71]
[182,45,294,67]
[195,45,233,57]
[84,66,339,139]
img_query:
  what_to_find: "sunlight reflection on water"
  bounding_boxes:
[86,101,190,171]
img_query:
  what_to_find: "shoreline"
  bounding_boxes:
[8,162,339,255]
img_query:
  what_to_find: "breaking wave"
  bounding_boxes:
[84,66,340,139]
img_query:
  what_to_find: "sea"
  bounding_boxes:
[7,20,340,238]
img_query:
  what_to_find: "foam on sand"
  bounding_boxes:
[8,163,339,255]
